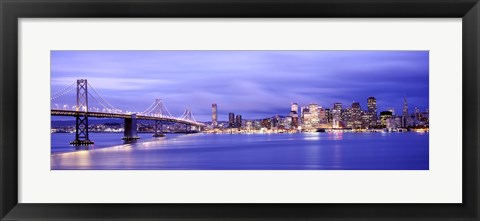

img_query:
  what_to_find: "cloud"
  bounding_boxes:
[51,50,429,121]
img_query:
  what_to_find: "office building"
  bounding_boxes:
[228,112,235,128]
[235,115,242,128]
[211,103,218,127]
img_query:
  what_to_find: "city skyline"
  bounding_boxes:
[205,96,427,123]
[51,50,429,121]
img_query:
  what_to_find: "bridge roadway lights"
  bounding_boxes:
[122,114,140,141]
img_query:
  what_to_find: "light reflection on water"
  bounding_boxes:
[51,132,429,170]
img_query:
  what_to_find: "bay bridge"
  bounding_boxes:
[51,79,204,147]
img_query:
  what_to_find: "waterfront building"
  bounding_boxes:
[380,111,393,127]
[332,103,342,128]
[291,112,299,129]
[342,107,352,128]
[325,108,332,124]
[318,107,326,124]
[298,103,321,130]
[302,108,312,129]
[289,102,299,129]
[229,112,235,128]
[366,97,378,127]
[414,107,420,120]
[284,116,292,129]
[246,121,253,130]
[351,102,362,129]
[394,116,403,128]
[402,96,409,127]
[367,97,377,116]
[212,103,218,127]
[308,103,321,128]
[271,115,279,128]
[300,106,308,125]
[235,115,242,128]
[261,118,271,129]
[253,120,262,130]
[386,118,396,131]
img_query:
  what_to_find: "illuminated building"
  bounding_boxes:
[318,107,326,124]
[350,102,362,129]
[308,103,320,128]
[235,115,242,128]
[402,96,409,127]
[291,111,299,128]
[414,107,420,120]
[291,102,298,113]
[325,108,332,123]
[332,103,342,128]
[367,97,377,126]
[299,103,321,130]
[228,112,235,128]
[211,103,218,127]
[290,102,299,128]
[261,118,271,129]
[246,121,253,130]
[380,111,393,127]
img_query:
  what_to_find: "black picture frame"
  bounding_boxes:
[1,0,479,220]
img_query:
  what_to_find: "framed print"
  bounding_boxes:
[1,0,479,221]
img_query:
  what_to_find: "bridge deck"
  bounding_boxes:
[51,110,204,127]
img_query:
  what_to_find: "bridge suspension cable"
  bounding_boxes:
[141,99,173,117]
[180,108,197,122]
[87,82,120,111]
[50,82,76,101]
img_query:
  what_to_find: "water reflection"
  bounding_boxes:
[51,133,429,170]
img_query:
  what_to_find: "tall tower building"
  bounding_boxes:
[235,115,242,128]
[290,102,299,128]
[367,97,378,127]
[367,97,377,116]
[332,103,342,128]
[211,103,218,127]
[403,96,408,117]
[228,112,235,128]
[291,102,299,113]
[402,96,409,127]
[351,102,362,129]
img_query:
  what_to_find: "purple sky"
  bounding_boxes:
[51,51,429,121]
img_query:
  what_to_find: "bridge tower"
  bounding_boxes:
[181,109,195,133]
[70,79,94,147]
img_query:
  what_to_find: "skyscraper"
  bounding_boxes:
[367,97,377,127]
[211,103,218,127]
[332,103,342,128]
[235,115,242,128]
[351,102,362,129]
[325,108,332,123]
[229,112,235,128]
[291,102,298,113]
[305,103,320,129]
[402,96,409,127]
[290,102,299,129]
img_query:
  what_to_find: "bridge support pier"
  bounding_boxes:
[70,113,94,147]
[153,120,165,137]
[122,114,140,141]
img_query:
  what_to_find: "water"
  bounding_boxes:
[51,132,429,170]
